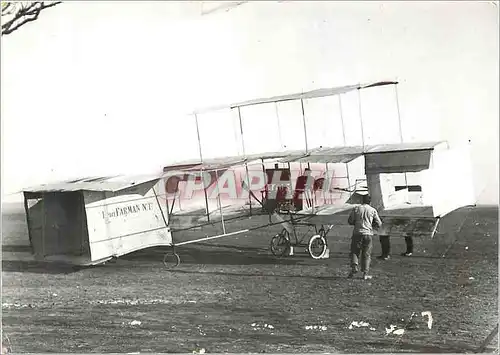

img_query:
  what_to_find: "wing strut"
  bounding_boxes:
[300,99,309,153]
[214,169,226,234]
[236,106,253,215]
[394,83,408,187]
[338,95,347,146]
[275,102,284,149]
[357,89,366,148]
[346,162,352,198]
[194,113,211,222]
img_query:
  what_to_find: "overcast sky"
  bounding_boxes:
[2,1,498,204]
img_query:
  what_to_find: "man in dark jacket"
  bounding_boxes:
[293,168,314,211]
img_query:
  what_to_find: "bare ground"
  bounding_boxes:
[1,204,498,353]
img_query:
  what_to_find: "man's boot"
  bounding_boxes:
[378,235,391,260]
[401,236,414,256]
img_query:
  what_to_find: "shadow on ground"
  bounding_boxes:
[121,245,311,266]
[1,260,84,275]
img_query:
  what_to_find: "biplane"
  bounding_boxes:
[20,80,476,267]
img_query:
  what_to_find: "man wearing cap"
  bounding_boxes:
[347,194,382,280]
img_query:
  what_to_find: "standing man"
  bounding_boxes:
[376,231,414,260]
[347,194,382,280]
[293,168,314,211]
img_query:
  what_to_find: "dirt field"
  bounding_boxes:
[2,203,498,353]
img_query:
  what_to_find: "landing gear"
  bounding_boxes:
[270,229,291,257]
[308,233,327,259]
[270,223,332,259]
[163,248,180,269]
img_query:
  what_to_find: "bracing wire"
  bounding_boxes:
[275,102,284,149]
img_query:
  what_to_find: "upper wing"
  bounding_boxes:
[193,81,398,115]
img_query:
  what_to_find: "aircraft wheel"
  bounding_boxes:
[270,229,291,257]
[308,234,327,259]
[163,250,180,269]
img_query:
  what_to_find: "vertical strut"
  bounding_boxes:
[231,108,242,155]
[261,158,267,213]
[23,193,34,252]
[214,169,226,234]
[237,107,252,215]
[346,162,352,198]
[194,113,210,221]
[201,170,210,222]
[300,99,309,153]
[194,113,204,162]
[237,107,246,157]
[338,95,347,146]
[357,89,366,148]
[244,162,253,215]
[164,180,171,218]
[41,196,46,257]
[324,163,329,204]
[394,84,404,143]
[275,102,284,149]
[394,83,408,186]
